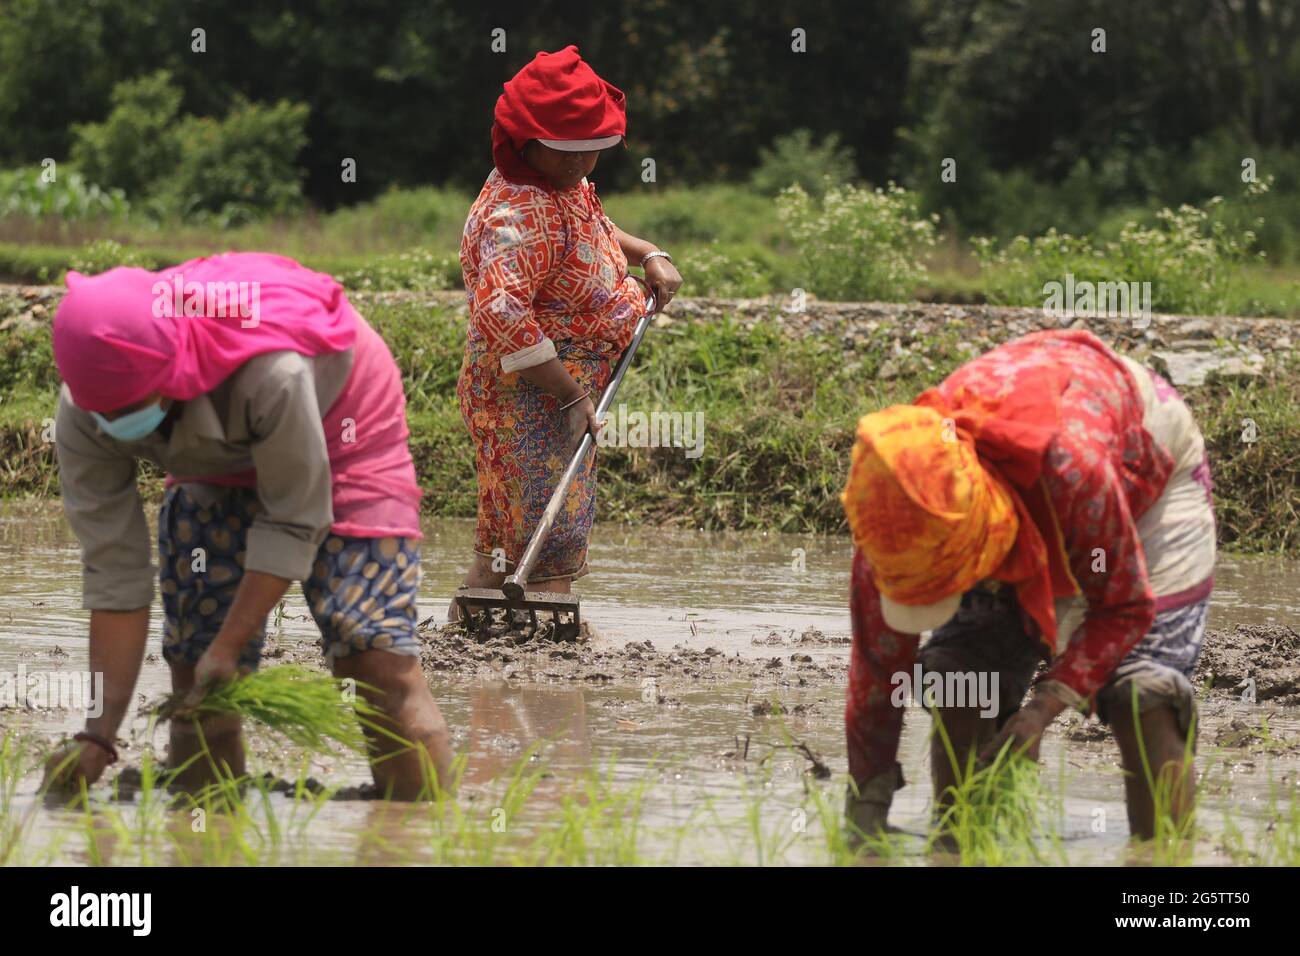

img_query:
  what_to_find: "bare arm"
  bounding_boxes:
[193,354,331,689]
[516,357,585,402]
[611,225,682,313]
[611,225,658,266]
[209,571,292,663]
[86,607,150,739]
[43,606,150,792]
[516,358,601,453]
[193,570,292,690]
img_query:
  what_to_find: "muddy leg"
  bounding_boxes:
[930,705,998,811]
[1111,704,1195,840]
[166,662,246,790]
[334,650,453,800]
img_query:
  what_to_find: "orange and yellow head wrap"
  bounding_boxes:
[841,405,1020,608]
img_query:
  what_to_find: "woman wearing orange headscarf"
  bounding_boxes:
[841,330,1216,843]
[451,46,682,617]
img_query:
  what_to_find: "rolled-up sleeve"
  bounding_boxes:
[237,353,334,581]
[1037,444,1156,709]
[54,389,155,610]
[466,200,558,370]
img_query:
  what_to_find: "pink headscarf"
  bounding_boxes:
[53,252,357,412]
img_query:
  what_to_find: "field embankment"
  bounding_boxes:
[2,285,1297,553]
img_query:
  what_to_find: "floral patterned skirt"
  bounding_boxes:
[456,334,617,582]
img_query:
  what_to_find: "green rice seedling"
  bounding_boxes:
[1214,782,1270,865]
[1126,687,1198,865]
[153,664,400,757]
[416,745,546,866]
[687,764,796,866]
[819,777,908,866]
[172,731,279,866]
[113,747,173,866]
[75,777,135,866]
[208,766,337,866]
[1262,778,1300,866]
[1220,769,1300,867]
[0,731,46,865]
[537,762,653,866]
[277,755,338,842]
[643,778,710,866]
[928,711,1061,866]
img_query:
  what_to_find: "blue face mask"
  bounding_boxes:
[91,401,169,442]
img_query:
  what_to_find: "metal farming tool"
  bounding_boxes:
[454,285,658,641]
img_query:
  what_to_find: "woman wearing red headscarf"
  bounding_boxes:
[840,330,1216,844]
[451,46,682,617]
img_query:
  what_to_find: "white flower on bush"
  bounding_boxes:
[776,179,937,302]
[972,187,1266,316]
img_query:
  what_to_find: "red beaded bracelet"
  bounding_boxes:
[73,731,119,765]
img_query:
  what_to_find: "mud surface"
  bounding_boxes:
[3,504,1299,865]
[406,616,1298,707]
[413,621,849,689]
[1194,623,1300,705]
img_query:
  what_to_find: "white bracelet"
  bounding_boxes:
[640,250,672,268]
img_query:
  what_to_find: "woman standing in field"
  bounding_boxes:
[452,46,682,616]
[43,252,453,799]
[840,330,1216,843]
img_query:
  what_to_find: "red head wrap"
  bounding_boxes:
[491,45,626,189]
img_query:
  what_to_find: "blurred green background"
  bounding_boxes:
[1,0,1298,314]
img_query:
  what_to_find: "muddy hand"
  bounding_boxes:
[979,701,1054,764]
[42,740,112,796]
[186,643,241,708]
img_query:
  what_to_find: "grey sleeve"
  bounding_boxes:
[236,353,334,581]
[54,389,155,610]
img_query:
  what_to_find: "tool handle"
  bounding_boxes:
[503,285,657,599]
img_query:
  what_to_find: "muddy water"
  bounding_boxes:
[2,501,1299,865]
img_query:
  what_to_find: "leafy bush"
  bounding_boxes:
[336,247,458,292]
[751,129,856,199]
[67,239,157,275]
[70,70,183,198]
[777,180,937,301]
[158,98,310,226]
[974,188,1265,315]
[323,186,470,249]
[971,229,1110,307]
[676,241,776,297]
[0,167,128,220]
[68,72,309,226]
[1107,198,1259,314]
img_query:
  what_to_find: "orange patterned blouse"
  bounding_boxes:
[460,169,647,372]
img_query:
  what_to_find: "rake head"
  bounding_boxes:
[453,587,582,642]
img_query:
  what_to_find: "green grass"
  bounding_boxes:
[153,664,391,757]
[3,290,1299,552]
[924,720,1068,866]
[2,177,1297,315]
[5,718,1298,866]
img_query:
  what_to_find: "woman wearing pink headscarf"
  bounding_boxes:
[42,252,452,799]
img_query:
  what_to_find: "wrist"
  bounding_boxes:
[558,390,590,412]
[74,730,119,765]
[1026,687,1069,719]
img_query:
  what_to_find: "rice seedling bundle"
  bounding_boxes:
[154,665,384,756]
